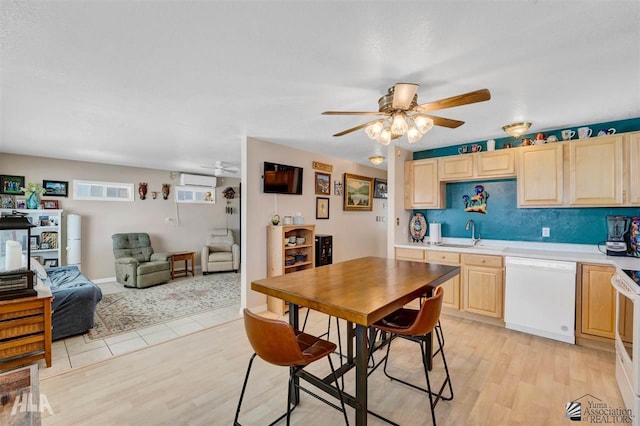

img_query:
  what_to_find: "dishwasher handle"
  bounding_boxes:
[505,256,576,273]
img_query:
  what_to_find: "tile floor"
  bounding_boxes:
[37,277,241,379]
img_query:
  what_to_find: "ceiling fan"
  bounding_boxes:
[322,83,491,144]
[201,161,240,177]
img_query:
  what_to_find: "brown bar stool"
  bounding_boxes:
[371,287,453,426]
[234,308,349,426]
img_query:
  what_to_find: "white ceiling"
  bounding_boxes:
[1,1,639,174]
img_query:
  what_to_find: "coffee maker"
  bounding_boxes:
[606,215,630,256]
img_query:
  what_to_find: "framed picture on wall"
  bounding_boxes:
[316,197,330,219]
[373,178,387,199]
[315,172,331,195]
[343,173,373,211]
[42,180,69,197]
[0,175,25,195]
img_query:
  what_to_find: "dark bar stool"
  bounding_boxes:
[234,309,349,426]
[370,287,453,426]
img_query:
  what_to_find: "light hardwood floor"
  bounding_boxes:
[40,310,624,425]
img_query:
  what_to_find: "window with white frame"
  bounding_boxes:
[175,186,215,204]
[73,180,134,201]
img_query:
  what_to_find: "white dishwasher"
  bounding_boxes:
[504,257,577,344]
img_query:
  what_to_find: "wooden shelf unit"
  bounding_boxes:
[266,224,315,316]
[0,288,53,371]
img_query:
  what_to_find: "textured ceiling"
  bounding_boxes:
[1,1,639,174]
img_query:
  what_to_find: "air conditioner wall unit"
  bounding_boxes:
[179,173,217,187]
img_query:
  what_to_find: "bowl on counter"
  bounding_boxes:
[296,237,305,245]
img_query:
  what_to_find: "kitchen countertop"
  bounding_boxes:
[395,238,640,270]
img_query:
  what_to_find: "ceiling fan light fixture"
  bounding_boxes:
[407,126,423,144]
[368,155,385,166]
[390,112,408,136]
[365,120,384,140]
[377,128,392,145]
[502,122,532,138]
[413,114,434,134]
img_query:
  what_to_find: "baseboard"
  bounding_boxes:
[93,276,116,284]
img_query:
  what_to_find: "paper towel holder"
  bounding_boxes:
[429,221,442,245]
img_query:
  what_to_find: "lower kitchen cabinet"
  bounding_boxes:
[578,264,616,341]
[462,254,504,319]
[394,247,425,262]
[426,251,460,309]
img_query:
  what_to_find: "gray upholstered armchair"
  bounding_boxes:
[112,233,172,288]
[202,229,239,274]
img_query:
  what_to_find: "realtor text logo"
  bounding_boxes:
[565,394,632,423]
[10,391,54,416]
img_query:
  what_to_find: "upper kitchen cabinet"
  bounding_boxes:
[627,132,640,205]
[475,150,516,178]
[404,159,444,209]
[439,150,515,182]
[569,135,623,206]
[517,144,564,207]
[439,155,474,181]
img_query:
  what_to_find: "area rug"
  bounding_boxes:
[86,273,240,340]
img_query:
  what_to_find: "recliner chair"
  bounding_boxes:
[112,233,171,288]
[201,229,239,274]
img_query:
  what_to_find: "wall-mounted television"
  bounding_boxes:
[263,161,303,195]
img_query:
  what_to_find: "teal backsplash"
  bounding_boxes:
[412,117,640,245]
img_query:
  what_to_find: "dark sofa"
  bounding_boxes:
[44,265,103,341]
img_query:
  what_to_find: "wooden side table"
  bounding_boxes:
[0,287,53,371]
[171,252,196,279]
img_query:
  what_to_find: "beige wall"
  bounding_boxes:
[243,137,388,310]
[0,153,240,280]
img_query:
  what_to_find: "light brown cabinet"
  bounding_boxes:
[475,150,516,178]
[461,254,504,319]
[627,132,640,205]
[439,150,515,182]
[578,264,616,341]
[395,247,425,262]
[569,135,624,206]
[517,144,564,207]
[404,159,444,209]
[439,156,474,181]
[266,224,315,316]
[426,251,461,309]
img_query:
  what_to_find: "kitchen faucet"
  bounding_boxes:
[465,219,481,246]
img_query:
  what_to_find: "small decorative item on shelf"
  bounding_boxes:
[138,183,148,200]
[162,184,170,200]
[294,253,307,263]
[285,255,296,266]
[271,214,280,225]
[20,183,46,210]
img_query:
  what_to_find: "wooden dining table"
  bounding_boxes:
[251,256,460,425]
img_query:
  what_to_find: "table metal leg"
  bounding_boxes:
[355,324,368,426]
[289,303,300,405]
[347,321,354,363]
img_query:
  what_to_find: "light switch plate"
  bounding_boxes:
[542,227,550,237]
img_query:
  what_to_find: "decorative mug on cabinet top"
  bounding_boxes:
[471,144,482,152]
[597,128,616,136]
[577,127,593,139]
[561,129,576,140]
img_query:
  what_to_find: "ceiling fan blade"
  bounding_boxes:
[333,119,383,137]
[415,88,491,113]
[426,114,465,128]
[322,111,385,116]
[392,83,419,110]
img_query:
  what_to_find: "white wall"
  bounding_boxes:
[0,153,240,280]
[243,137,388,311]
